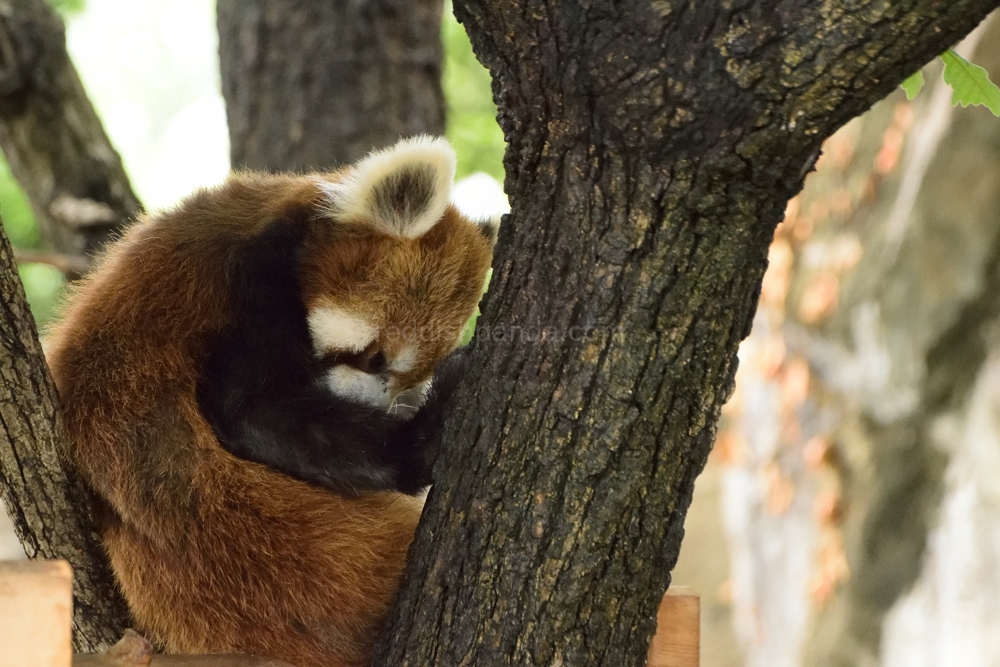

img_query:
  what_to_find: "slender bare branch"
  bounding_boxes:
[13,247,91,276]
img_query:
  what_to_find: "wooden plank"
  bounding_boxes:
[647,586,700,667]
[0,559,73,667]
[0,557,696,667]
[72,629,296,666]
[74,656,296,666]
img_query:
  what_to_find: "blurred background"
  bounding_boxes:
[3,3,1000,666]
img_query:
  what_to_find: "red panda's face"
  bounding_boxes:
[297,137,497,411]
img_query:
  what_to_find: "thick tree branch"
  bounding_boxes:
[377,2,998,665]
[217,0,445,169]
[0,0,141,273]
[0,219,129,650]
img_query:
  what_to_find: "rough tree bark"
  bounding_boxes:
[0,218,129,650]
[376,2,1000,665]
[216,0,445,170]
[0,0,139,650]
[0,0,141,273]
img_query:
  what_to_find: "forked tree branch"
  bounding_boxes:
[0,0,140,276]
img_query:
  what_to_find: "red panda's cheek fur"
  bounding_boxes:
[299,206,493,377]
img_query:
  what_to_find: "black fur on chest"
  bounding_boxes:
[195,219,456,495]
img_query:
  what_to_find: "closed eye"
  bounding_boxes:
[317,343,388,376]
[367,350,387,374]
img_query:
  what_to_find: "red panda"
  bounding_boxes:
[44,136,497,667]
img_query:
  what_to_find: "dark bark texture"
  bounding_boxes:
[0,220,129,650]
[217,0,445,170]
[376,2,1000,665]
[0,0,141,273]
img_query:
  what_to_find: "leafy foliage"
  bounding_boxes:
[2,0,83,326]
[900,49,1000,116]
[901,71,925,100]
[17,264,65,325]
[941,49,1000,116]
[0,154,40,249]
[443,4,505,181]
[46,0,85,17]
[0,151,65,326]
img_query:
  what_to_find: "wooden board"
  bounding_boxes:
[1,559,697,667]
[647,586,700,667]
[0,559,73,667]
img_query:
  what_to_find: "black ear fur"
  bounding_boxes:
[371,164,437,229]
[319,135,456,239]
[477,215,501,245]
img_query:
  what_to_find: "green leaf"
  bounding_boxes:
[442,3,505,181]
[941,49,1000,116]
[459,268,493,345]
[46,0,85,17]
[459,307,480,346]
[900,71,925,100]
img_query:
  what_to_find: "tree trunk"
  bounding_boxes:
[0,0,141,273]
[0,0,139,650]
[0,218,130,650]
[216,0,445,170]
[376,2,999,665]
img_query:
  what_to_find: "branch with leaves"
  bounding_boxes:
[902,48,1000,115]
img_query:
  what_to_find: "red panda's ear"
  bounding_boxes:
[319,135,456,239]
[477,214,502,246]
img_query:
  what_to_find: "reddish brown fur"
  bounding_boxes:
[44,171,493,666]
[301,209,492,387]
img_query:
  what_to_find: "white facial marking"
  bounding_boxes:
[308,305,377,354]
[390,346,419,374]
[323,366,393,409]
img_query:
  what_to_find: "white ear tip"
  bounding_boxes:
[320,136,458,239]
[373,135,456,181]
[395,134,456,162]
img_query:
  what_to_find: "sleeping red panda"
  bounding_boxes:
[44,136,497,667]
